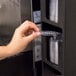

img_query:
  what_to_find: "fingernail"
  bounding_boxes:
[36,32,41,36]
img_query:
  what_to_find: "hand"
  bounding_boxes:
[7,20,41,55]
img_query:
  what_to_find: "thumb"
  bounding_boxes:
[25,32,41,42]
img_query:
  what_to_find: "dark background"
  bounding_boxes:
[64,0,76,76]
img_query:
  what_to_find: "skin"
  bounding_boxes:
[0,20,41,60]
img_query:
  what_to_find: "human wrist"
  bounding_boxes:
[0,45,12,60]
[6,40,24,56]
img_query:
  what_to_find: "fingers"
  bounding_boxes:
[25,31,41,43]
[16,20,41,43]
[28,21,40,32]
[18,20,40,33]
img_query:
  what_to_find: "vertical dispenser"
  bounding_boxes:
[40,0,64,75]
